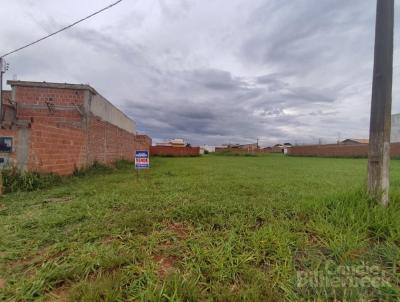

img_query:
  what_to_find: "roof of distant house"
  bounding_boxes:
[342,138,369,144]
[170,138,186,144]
[239,143,257,146]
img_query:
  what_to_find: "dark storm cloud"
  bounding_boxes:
[256,74,289,92]
[283,87,336,104]
[242,0,373,70]
[1,0,397,146]
[186,69,247,91]
[121,66,312,144]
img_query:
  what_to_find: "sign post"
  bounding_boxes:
[135,150,150,180]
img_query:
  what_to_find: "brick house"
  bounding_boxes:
[0,80,151,175]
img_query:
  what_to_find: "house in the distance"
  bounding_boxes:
[341,113,400,145]
[341,138,369,145]
[156,138,187,147]
[0,80,151,175]
[151,138,199,156]
[237,143,258,152]
[270,143,292,153]
[218,143,258,151]
[202,145,216,153]
[170,138,186,147]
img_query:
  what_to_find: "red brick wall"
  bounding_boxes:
[1,91,15,123]
[14,86,84,127]
[14,86,85,106]
[150,146,200,156]
[391,143,400,156]
[135,135,152,151]
[215,147,272,154]
[28,116,139,175]
[11,86,87,175]
[287,143,400,158]
[2,85,151,175]
[87,115,137,165]
[28,122,86,175]
[1,90,12,103]
[18,109,82,124]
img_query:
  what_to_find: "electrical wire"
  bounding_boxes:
[0,0,123,58]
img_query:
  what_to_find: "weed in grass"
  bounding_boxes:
[1,161,132,194]
[1,167,62,193]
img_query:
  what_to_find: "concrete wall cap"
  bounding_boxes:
[7,80,98,94]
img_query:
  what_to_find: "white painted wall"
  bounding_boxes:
[90,93,136,134]
[203,145,216,152]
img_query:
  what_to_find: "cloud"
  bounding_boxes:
[0,0,398,146]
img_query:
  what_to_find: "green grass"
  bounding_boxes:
[0,154,399,301]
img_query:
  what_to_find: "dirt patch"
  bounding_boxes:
[45,283,70,302]
[0,278,6,289]
[166,222,190,239]
[8,248,65,276]
[10,254,43,271]
[100,236,117,245]
[153,254,178,277]
[150,221,188,277]
[305,230,320,245]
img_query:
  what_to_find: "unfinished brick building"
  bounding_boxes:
[0,81,151,175]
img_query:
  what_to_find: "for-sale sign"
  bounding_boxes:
[135,150,150,169]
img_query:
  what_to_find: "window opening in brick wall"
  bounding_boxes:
[0,137,13,152]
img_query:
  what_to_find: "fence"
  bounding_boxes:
[214,147,282,155]
[287,143,400,158]
[150,146,200,157]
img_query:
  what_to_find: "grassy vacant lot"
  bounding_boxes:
[0,154,399,301]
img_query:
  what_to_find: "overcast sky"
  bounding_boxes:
[1,0,400,146]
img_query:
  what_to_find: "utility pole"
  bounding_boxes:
[0,58,9,196]
[0,57,8,121]
[368,0,394,207]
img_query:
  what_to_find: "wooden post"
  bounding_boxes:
[368,0,394,206]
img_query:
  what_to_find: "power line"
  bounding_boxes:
[0,0,123,58]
